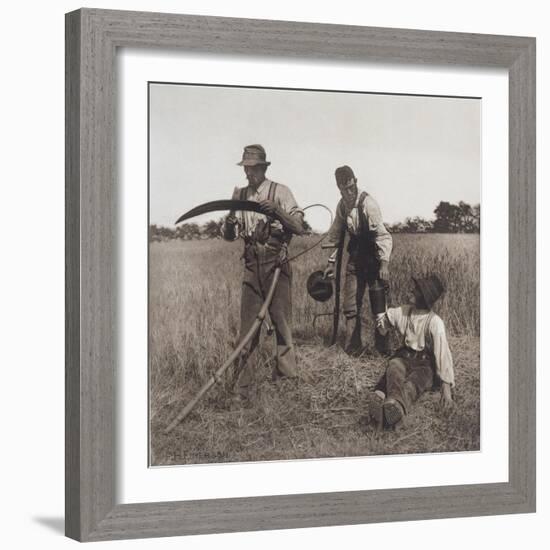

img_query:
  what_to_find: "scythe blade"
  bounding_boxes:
[175,199,285,225]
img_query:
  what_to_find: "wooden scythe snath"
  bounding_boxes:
[330,233,345,346]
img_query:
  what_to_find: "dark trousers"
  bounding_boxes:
[375,349,434,413]
[343,255,388,354]
[234,243,297,396]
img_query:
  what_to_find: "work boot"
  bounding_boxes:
[383,398,405,427]
[344,317,363,356]
[366,390,385,431]
[274,344,298,378]
[230,364,253,409]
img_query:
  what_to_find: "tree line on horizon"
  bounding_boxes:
[150,200,480,242]
[388,201,480,234]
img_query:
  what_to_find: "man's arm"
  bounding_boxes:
[258,184,306,236]
[322,201,346,278]
[440,382,453,410]
[265,205,306,235]
[363,195,392,280]
[430,317,455,410]
[326,200,346,246]
[375,305,402,336]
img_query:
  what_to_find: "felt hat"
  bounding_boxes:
[335,165,356,186]
[307,270,333,302]
[412,274,445,309]
[237,144,271,166]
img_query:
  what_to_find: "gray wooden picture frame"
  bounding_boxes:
[65,8,536,542]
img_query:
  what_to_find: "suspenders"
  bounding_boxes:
[357,191,369,233]
[240,180,277,201]
[268,181,278,202]
[423,311,435,350]
[238,180,278,235]
[349,191,377,258]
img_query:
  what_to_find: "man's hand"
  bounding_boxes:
[258,199,278,216]
[439,382,454,412]
[379,260,390,282]
[323,265,335,280]
[260,202,306,235]
[222,214,239,241]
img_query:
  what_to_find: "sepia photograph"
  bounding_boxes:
[148,82,481,466]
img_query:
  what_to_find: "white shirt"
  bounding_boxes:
[227,179,303,239]
[326,188,392,263]
[377,305,455,386]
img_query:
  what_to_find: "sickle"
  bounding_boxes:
[175,199,284,225]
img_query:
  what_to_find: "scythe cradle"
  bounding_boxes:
[65,8,536,542]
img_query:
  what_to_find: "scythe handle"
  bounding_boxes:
[164,266,282,433]
[330,234,345,346]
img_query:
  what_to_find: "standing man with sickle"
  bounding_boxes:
[223,144,306,404]
[324,165,393,356]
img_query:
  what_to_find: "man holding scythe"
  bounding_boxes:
[223,144,306,404]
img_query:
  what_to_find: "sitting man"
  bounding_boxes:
[367,274,455,429]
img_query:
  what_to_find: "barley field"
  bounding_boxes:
[149,233,480,465]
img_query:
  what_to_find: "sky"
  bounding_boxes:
[149,83,480,231]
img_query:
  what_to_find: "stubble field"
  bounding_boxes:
[149,233,480,466]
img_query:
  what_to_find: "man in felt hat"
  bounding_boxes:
[223,144,306,404]
[324,165,393,356]
[366,274,455,430]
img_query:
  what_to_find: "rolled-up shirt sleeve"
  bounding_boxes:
[326,200,346,245]
[363,195,393,263]
[325,200,346,263]
[376,305,403,335]
[430,317,455,386]
[276,184,304,217]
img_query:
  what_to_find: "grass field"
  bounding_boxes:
[149,233,480,465]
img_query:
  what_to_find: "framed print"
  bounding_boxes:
[65,8,535,542]
[147,82,482,467]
